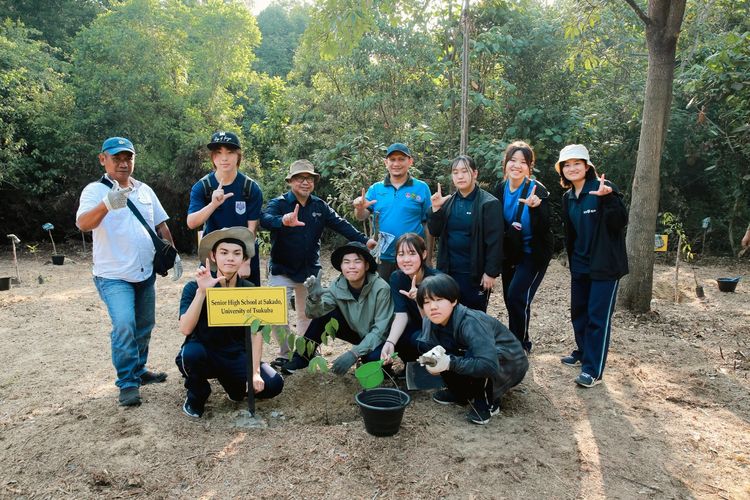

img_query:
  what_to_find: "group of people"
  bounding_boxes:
[77,133,629,426]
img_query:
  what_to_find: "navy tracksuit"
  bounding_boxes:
[563,178,628,380]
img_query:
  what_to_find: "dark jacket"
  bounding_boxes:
[562,180,629,280]
[428,187,503,281]
[417,304,528,400]
[494,179,553,270]
[260,191,368,282]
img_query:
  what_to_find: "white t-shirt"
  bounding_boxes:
[76,178,169,282]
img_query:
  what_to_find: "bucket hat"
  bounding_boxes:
[331,241,376,273]
[285,159,321,182]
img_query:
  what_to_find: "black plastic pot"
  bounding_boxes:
[717,277,740,293]
[355,388,410,437]
[0,277,10,291]
[51,254,65,265]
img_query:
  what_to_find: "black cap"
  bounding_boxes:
[331,241,377,273]
[207,131,241,150]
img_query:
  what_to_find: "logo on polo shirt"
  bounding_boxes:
[404,192,423,202]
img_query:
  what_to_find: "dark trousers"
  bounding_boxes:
[249,241,261,286]
[440,356,528,404]
[569,273,619,379]
[176,342,283,412]
[301,309,382,362]
[502,254,547,352]
[451,272,490,312]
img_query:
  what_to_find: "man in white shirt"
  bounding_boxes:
[76,137,176,407]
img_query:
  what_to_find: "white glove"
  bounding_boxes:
[425,351,450,375]
[103,184,132,211]
[171,254,183,281]
[418,345,446,367]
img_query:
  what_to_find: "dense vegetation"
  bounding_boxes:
[1,0,748,256]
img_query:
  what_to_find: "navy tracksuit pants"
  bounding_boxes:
[569,273,619,379]
[501,254,547,352]
[451,272,491,312]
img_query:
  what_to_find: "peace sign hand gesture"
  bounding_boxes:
[282,204,306,227]
[431,183,451,212]
[589,174,613,197]
[399,275,418,301]
[196,258,226,291]
[519,184,541,208]
[210,181,234,208]
[353,187,377,211]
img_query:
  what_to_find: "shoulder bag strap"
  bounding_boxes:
[100,175,162,248]
[513,180,532,224]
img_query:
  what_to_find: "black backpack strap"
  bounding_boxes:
[200,174,212,203]
[242,174,251,201]
[513,180,532,224]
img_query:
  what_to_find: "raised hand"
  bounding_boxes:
[303,272,324,301]
[352,187,377,212]
[589,174,613,196]
[399,275,418,301]
[282,204,306,227]
[103,184,132,211]
[210,181,234,207]
[196,257,226,290]
[365,238,378,250]
[431,183,451,212]
[519,184,541,208]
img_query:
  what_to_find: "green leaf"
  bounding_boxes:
[329,317,339,332]
[306,340,316,357]
[295,336,306,356]
[261,324,272,343]
[250,318,261,334]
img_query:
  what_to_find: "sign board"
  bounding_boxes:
[654,234,668,252]
[206,287,288,327]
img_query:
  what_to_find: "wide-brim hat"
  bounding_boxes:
[207,131,241,150]
[285,159,321,182]
[198,227,255,271]
[331,241,376,273]
[555,144,594,173]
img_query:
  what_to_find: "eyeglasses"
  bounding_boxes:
[294,176,316,184]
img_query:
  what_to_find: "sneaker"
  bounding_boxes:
[560,355,581,367]
[140,370,167,385]
[465,398,498,425]
[269,356,289,369]
[432,389,467,406]
[118,387,141,407]
[575,372,601,388]
[182,398,203,418]
[281,354,309,374]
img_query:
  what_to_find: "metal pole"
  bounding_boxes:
[459,0,470,155]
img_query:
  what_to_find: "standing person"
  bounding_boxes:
[175,227,283,418]
[352,143,432,282]
[555,144,628,388]
[380,233,440,366]
[260,160,376,367]
[76,137,174,407]
[187,131,262,285]
[281,242,394,375]
[741,223,750,251]
[428,155,502,312]
[493,141,553,353]
[416,274,528,425]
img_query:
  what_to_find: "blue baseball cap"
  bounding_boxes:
[386,143,412,158]
[101,137,135,155]
[207,131,241,150]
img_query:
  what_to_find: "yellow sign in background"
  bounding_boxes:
[206,287,288,327]
[654,234,668,252]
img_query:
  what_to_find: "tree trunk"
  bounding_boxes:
[618,0,686,312]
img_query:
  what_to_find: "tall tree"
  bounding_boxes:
[618,0,686,312]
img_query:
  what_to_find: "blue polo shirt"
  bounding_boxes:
[366,174,431,262]
[390,266,440,329]
[503,180,534,254]
[187,172,262,234]
[445,186,477,275]
[567,178,600,274]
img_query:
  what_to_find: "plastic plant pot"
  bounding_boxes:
[355,387,411,437]
[51,255,65,265]
[0,277,10,291]
[716,277,740,293]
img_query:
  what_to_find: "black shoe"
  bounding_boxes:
[270,356,289,369]
[560,355,581,367]
[575,372,601,388]
[466,399,500,425]
[281,355,309,374]
[182,398,203,418]
[118,387,141,407]
[140,370,167,385]
[432,389,467,405]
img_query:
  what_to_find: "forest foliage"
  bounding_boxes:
[0,0,748,254]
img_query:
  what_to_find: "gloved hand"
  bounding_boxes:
[331,351,358,375]
[421,345,446,361]
[304,272,324,301]
[103,184,132,211]
[425,351,450,375]
[171,254,183,281]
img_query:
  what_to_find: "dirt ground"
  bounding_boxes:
[0,244,748,499]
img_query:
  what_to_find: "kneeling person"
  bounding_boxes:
[282,241,394,375]
[176,227,283,418]
[417,274,528,425]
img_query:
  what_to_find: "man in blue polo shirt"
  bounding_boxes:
[353,143,432,282]
[260,159,376,366]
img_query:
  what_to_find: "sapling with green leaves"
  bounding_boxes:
[661,212,697,302]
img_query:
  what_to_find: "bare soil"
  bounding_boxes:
[1,245,748,499]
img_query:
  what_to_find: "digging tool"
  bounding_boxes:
[233,326,267,429]
[7,234,21,284]
[404,356,445,391]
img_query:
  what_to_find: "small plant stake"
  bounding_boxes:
[6,234,21,284]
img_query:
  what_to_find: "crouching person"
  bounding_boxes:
[176,227,283,418]
[416,274,528,425]
[281,241,394,375]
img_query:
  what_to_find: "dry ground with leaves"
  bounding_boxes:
[1,245,748,499]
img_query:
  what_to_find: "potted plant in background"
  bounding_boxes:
[43,223,64,265]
